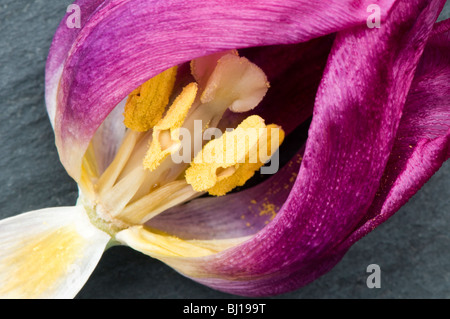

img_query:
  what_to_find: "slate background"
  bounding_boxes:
[0,0,448,299]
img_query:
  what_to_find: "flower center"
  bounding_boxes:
[81,51,284,233]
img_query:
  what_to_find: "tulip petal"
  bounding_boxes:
[341,18,450,248]
[133,0,445,296]
[48,0,395,181]
[116,226,251,258]
[90,98,127,176]
[0,206,111,299]
[45,0,106,127]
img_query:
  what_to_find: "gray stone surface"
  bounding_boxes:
[0,0,448,299]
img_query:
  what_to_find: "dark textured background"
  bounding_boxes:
[0,0,449,299]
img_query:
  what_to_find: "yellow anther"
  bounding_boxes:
[123,66,178,132]
[143,82,198,171]
[208,124,284,196]
[185,115,284,196]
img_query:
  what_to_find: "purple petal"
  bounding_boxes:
[47,0,395,180]
[341,18,450,249]
[45,0,106,126]
[149,0,445,296]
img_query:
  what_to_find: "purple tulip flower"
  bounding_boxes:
[0,0,448,298]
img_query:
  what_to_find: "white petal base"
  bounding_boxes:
[0,205,111,299]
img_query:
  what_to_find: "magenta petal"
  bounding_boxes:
[48,0,395,180]
[341,18,450,249]
[161,0,445,296]
[45,0,106,127]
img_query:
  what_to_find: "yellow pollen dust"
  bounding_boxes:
[123,66,178,132]
[1,226,85,298]
[143,82,198,171]
[185,115,284,196]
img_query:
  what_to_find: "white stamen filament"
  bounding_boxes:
[82,52,273,233]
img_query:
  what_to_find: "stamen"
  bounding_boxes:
[216,166,237,179]
[185,115,284,196]
[85,51,278,231]
[143,82,198,171]
[123,66,178,132]
[98,166,147,219]
[143,51,270,178]
[207,124,285,196]
[174,52,270,158]
[117,180,201,225]
[96,130,143,196]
